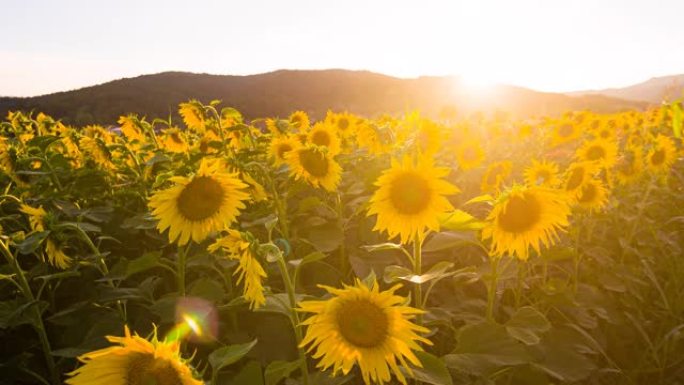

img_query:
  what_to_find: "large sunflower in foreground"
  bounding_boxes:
[482,185,571,260]
[208,230,266,309]
[298,280,431,385]
[523,159,560,187]
[368,156,459,244]
[148,158,249,245]
[66,326,202,385]
[646,134,677,173]
[286,145,342,192]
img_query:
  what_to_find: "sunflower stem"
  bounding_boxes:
[177,242,192,297]
[336,193,348,277]
[413,235,423,326]
[0,239,59,385]
[275,254,310,385]
[486,256,499,322]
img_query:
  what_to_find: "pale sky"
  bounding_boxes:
[2,0,683,97]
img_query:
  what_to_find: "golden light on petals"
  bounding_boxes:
[368,155,459,244]
[482,185,571,260]
[148,158,250,245]
[298,280,431,385]
[66,326,202,385]
[286,146,342,192]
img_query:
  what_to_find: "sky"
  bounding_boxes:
[2,0,684,97]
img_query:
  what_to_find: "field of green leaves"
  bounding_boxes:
[0,101,683,385]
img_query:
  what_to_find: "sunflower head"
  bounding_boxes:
[307,122,341,155]
[118,115,145,143]
[615,146,644,185]
[289,110,310,131]
[269,134,301,166]
[576,179,609,212]
[550,121,581,146]
[286,145,342,192]
[563,161,598,199]
[368,155,459,244]
[148,158,250,245]
[66,326,202,385]
[208,230,267,309]
[646,134,677,173]
[455,138,485,170]
[162,128,190,153]
[524,159,560,187]
[481,161,512,193]
[576,138,618,168]
[179,100,206,133]
[298,279,431,385]
[482,185,571,260]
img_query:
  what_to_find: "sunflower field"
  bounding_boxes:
[0,100,683,385]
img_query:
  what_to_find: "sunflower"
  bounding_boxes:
[482,185,571,260]
[480,161,512,193]
[162,128,190,153]
[208,230,266,309]
[46,239,72,270]
[563,162,598,199]
[179,101,206,133]
[266,118,289,135]
[409,119,442,155]
[289,110,310,131]
[454,138,485,170]
[286,145,342,192]
[356,121,395,155]
[66,326,202,385]
[575,138,618,168]
[646,134,677,173]
[368,156,459,244]
[80,137,114,170]
[550,121,581,146]
[20,204,46,232]
[298,279,431,385]
[83,125,116,144]
[118,115,145,143]
[576,179,609,212]
[241,172,268,202]
[148,158,250,245]
[325,111,358,138]
[523,159,560,187]
[307,122,341,155]
[269,134,301,166]
[614,146,644,185]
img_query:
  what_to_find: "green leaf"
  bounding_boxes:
[402,351,453,385]
[189,277,225,303]
[383,265,414,284]
[264,359,301,385]
[464,194,494,205]
[361,242,404,253]
[422,231,481,253]
[120,213,158,230]
[306,223,343,253]
[231,360,264,385]
[438,210,485,231]
[383,262,456,285]
[259,243,283,263]
[125,252,160,278]
[444,322,531,376]
[208,339,258,378]
[16,231,50,254]
[530,327,597,382]
[505,306,551,345]
[289,251,327,268]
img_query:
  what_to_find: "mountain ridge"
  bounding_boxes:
[0,69,650,125]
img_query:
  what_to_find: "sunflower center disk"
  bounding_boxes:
[336,299,389,348]
[127,353,183,385]
[558,124,574,137]
[177,176,225,221]
[586,145,606,161]
[651,149,665,166]
[565,168,585,191]
[299,149,329,178]
[578,183,597,203]
[389,173,431,215]
[277,144,292,159]
[311,131,331,147]
[338,118,349,130]
[497,194,541,233]
[462,147,477,161]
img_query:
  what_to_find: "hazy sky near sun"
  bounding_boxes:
[2,0,684,97]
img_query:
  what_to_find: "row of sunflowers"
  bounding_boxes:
[0,100,682,384]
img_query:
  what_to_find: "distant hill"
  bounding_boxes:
[570,74,684,104]
[0,70,648,126]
